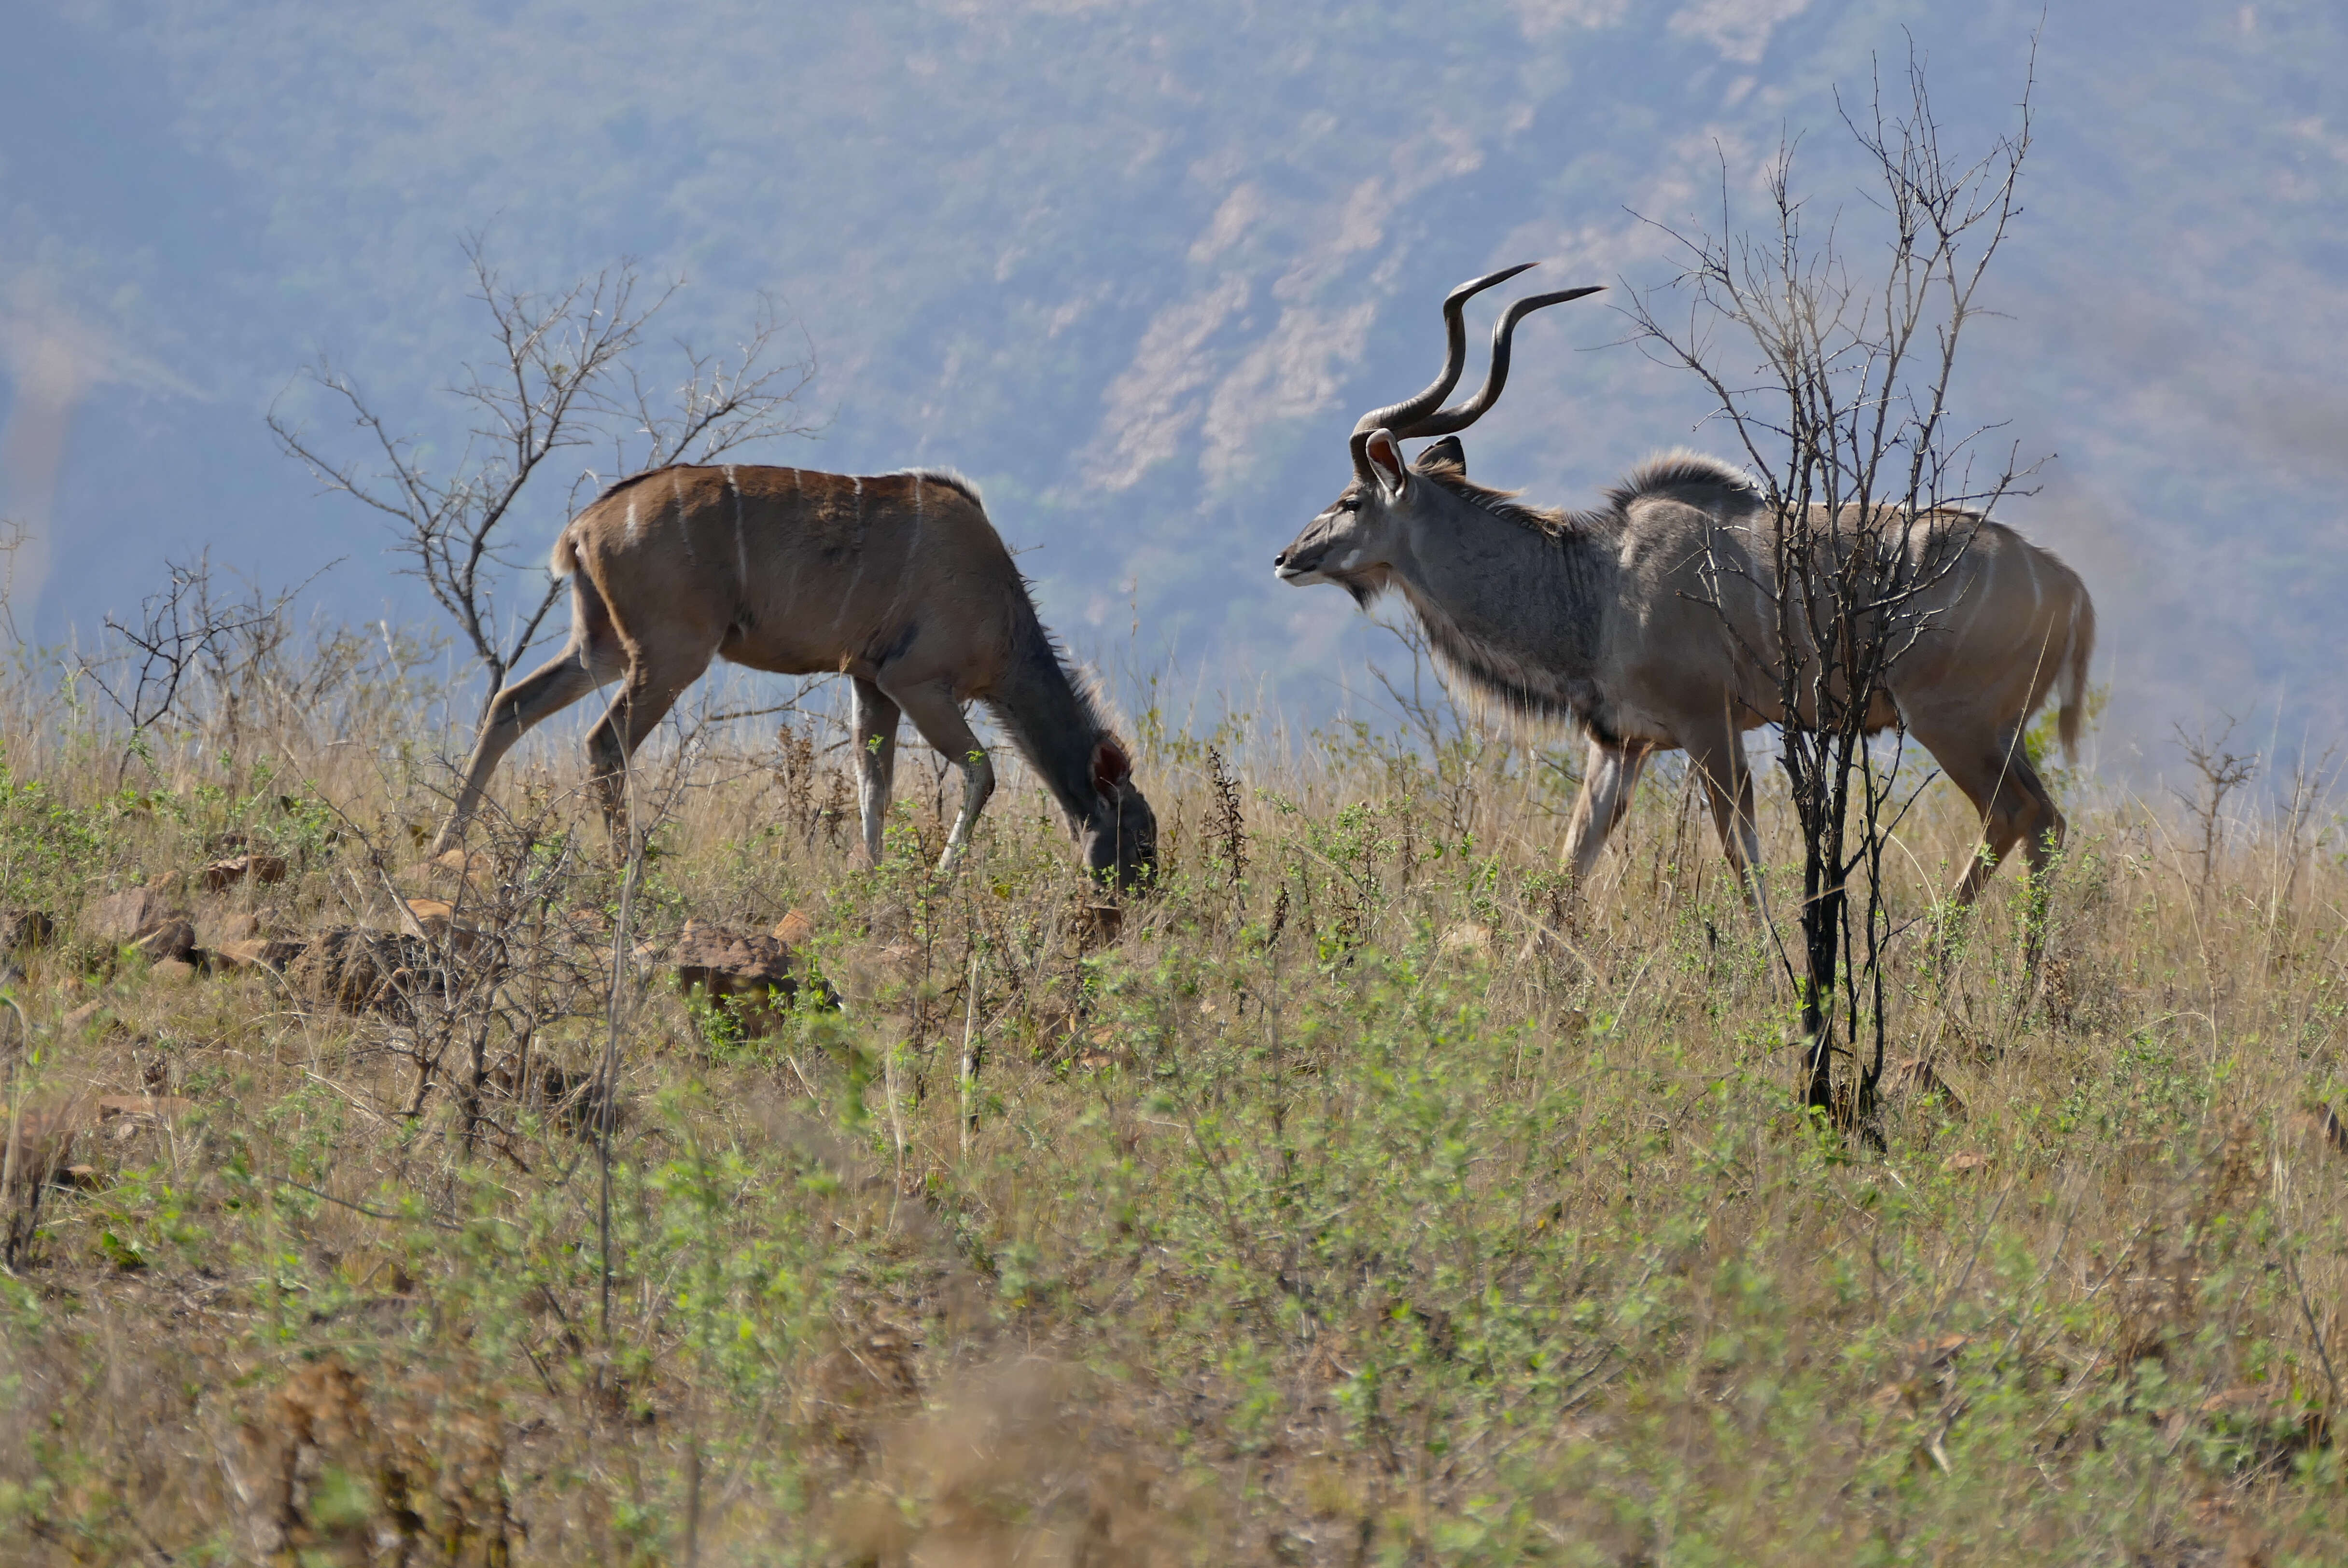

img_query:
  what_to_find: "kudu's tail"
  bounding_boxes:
[549,526,581,578]
[2056,588,2096,763]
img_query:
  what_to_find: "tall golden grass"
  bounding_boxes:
[1,616,2343,1565]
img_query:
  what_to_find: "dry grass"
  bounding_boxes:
[1,632,2346,1566]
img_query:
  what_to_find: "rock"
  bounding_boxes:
[672,918,827,1035]
[1940,1151,1992,1174]
[61,1001,108,1034]
[196,907,263,949]
[199,853,288,893]
[130,917,198,964]
[150,957,197,985]
[86,888,197,963]
[0,909,55,954]
[1076,1024,1131,1072]
[290,929,439,1017]
[674,918,795,992]
[86,888,193,950]
[1077,903,1122,948]
[772,908,816,946]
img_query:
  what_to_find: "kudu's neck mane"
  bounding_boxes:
[1413,458,1595,539]
[1413,449,1762,536]
[1389,450,1761,740]
[987,599,1118,826]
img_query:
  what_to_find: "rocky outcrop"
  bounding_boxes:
[671,916,834,1035]
[84,888,197,963]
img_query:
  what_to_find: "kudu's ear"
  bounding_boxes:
[1363,429,1409,496]
[1090,739,1133,797]
[1417,435,1465,472]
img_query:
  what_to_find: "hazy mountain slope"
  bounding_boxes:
[2,0,2341,762]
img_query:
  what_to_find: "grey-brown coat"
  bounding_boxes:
[1276,268,2093,905]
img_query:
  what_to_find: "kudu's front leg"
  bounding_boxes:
[1917,719,2068,973]
[888,682,994,875]
[850,678,901,866]
[1561,739,1649,888]
[941,749,997,872]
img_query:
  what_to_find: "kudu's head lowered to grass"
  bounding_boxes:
[1076,736,1157,891]
[431,463,1162,893]
[1273,264,1600,600]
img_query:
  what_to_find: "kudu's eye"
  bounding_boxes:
[1338,495,1362,513]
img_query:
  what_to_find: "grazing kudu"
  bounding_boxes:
[432,465,1158,888]
[1275,266,2095,907]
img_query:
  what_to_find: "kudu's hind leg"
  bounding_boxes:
[1922,723,2065,910]
[1688,728,1772,922]
[1561,740,1649,888]
[1920,722,2066,972]
[887,681,994,875]
[850,678,901,866]
[432,635,619,854]
[582,650,712,851]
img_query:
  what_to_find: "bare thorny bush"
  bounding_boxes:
[314,797,609,1157]
[67,552,434,787]
[35,553,447,809]
[270,235,819,723]
[1628,44,2038,1127]
[2175,716,2261,906]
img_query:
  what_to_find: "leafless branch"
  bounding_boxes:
[74,553,344,781]
[1621,33,2042,1126]
[271,236,819,723]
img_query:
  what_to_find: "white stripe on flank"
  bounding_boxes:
[881,475,924,637]
[625,497,640,544]
[726,464,748,584]
[1954,543,1992,642]
[833,473,868,634]
[673,471,696,562]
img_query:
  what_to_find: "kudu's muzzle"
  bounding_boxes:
[1273,541,1323,583]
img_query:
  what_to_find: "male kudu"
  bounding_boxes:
[1275,266,2094,906]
